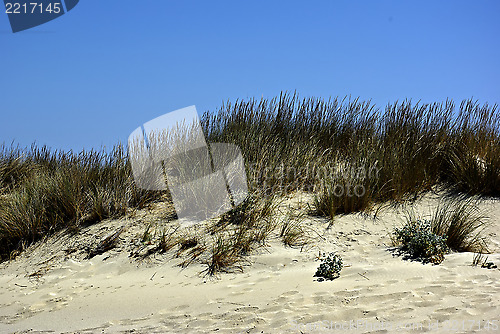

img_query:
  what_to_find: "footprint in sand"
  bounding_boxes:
[260,304,283,313]
[411,300,439,308]
[256,276,272,283]
[234,306,259,312]
[391,306,415,315]
[172,304,190,311]
[280,290,300,297]
[28,302,47,314]
[268,312,291,328]
[189,318,214,328]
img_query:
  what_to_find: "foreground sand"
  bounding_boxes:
[1,193,499,334]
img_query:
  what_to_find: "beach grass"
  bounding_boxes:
[431,197,489,253]
[1,93,498,273]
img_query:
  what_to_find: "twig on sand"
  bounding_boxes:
[358,272,370,280]
[150,272,157,280]
[14,283,27,288]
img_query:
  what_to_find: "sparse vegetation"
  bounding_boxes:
[203,233,246,276]
[279,210,308,248]
[157,227,179,253]
[86,227,125,259]
[394,198,490,264]
[176,234,200,257]
[472,252,488,267]
[1,93,498,275]
[200,190,280,274]
[141,223,154,244]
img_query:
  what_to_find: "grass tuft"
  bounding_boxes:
[395,198,490,264]
[1,93,499,265]
[431,197,489,253]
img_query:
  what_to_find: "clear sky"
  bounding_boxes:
[1,0,499,152]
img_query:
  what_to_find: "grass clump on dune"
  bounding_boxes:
[0,145,162,260]
[431,197,489,253]
[394,198,490,264]
[203,93,499,218]
[0,92,498,270]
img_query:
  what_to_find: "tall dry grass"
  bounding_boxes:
[1,92,498,267]
[202,94,499,219]
[0,144,162,259]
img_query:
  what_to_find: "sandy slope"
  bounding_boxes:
[0,193,499,334]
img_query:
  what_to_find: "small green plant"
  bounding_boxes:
[314,252,343,281]
[141,223,154,244]
[394,219,449,264]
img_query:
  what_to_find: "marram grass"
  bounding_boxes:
[0,93,498,273]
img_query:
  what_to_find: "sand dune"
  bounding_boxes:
[1,193,499,333]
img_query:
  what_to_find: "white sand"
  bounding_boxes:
[1,193,499,334]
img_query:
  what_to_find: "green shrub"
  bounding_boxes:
[314,252,343,281]
[394,219,449,264]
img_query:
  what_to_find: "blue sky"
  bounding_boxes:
[1,1,499,152]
